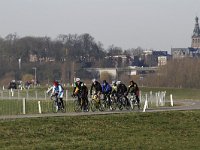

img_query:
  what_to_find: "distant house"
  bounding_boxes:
[29,54,38,62]
[142,50,169,67]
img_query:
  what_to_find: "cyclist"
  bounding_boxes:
[90,79,102,101]
[127,80,140,107]
[73,78,89,111]
[102,80,112,109]
[51,80,64,110]
[111,80,117,97]
[116,81,130,106]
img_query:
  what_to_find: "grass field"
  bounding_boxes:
[140,87,200,100]
[0,110,200,149]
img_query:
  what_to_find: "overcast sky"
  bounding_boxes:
[0,0,200,52]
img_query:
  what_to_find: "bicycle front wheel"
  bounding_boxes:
[52,101,58,113]
[74,100,81,112]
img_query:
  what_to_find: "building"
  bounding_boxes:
[191,16,200,48]
[171,16,200,58]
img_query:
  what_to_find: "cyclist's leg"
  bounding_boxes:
[59,98,64,109]
[136,96,140,108]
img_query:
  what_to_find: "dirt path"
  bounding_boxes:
[0,100,199,120]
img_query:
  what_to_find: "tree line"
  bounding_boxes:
[1,33,200,89]
[0,33,143,85]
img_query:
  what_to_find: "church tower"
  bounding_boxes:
[191,16,200,48]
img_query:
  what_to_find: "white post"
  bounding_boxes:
[11,89,14,97]
[156,93,159,107]
[3,86,4,90]
[170,94,173,106]
[143,98,148,112]
[145,93,148,108]
[23,98,26,114]
[38,101,42,114]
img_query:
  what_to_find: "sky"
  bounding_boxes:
[0,0,200,53]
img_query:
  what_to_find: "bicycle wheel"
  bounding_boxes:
[125,99,131,110]
[99,99,106,111]
[110,97,117,111]
[60,101,66,113]
[90,99,97,112]
[117,97,123,110]
[52,100,58,113]
[74,100,81,112]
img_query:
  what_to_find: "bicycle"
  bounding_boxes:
[51,94,66,113]
[129,94,141,110]
[117,94,131,111]
[101,93,116,111]
[73,95,90,112]
[90,94,105,112]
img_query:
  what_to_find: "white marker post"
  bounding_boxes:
[170,94,173,107]
[38,101,42,114]
[143,94,148,112]
[23,98,26,114]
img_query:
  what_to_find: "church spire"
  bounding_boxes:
[191,16,200,48]
[193,16,200,37]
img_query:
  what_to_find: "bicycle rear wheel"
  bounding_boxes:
[60,101,66,113]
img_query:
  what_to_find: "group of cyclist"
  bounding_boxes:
[73,78,140,111]
[48,78,140,112]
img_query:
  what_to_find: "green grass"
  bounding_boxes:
[1,87,200,115]
[141,87,200,100]
[0,110,200,149]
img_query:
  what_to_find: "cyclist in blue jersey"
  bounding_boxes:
[51,80,64,109]
[102,80,112,109]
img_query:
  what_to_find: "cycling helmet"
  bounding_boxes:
[112,80,116,85]
[116,81,121,85]
[75,78,80,82]
[92,78,96,83]
[53,80,59,86]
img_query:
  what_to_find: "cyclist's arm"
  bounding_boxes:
[46,86,53,94]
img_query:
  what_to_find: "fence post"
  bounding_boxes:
[170,94,173,106]
[38,101,42,114]
[11,88,14,97]
[146,93,148,108]
[143,94,148,112]
[23,98,26,114]
[156,93,159,107]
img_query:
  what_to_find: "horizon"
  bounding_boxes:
[0,0,200,52]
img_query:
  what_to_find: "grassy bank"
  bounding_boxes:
[141,87,200,100]
[0,110,200,149]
